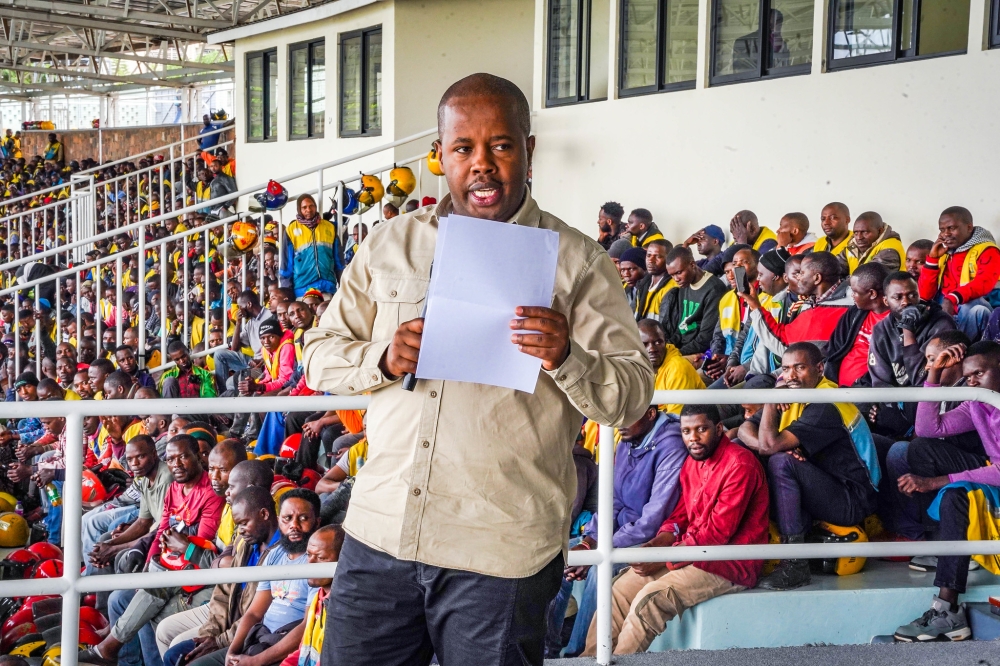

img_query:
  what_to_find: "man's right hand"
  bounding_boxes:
[89,542,122,567]
[381,318,424,379]
[929,237,948,260]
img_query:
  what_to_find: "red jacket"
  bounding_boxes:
[657,436,769,588]
[918,246,1000,306]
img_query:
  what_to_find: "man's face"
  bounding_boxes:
[209,329,224,348]
[938,214,973,251]
[100,414,131,439]
[666,257,696,289]
[639,326,666,369]
[906,246,929,280]
[237,297,253,319]
[56,357,74,384]
[278,498,318,554]
[776,216,800,247]
[645,244,667,277]
[852,218,880,252]
[74,372,93,398]
[305,531,340,588]
[40,416,64,437]
[208,448,237,497]
[123,328,138,350]
[16,383,37,401]
[260,332,281,352]
[820,205,850,240]
[849,276,879,312]
[598,209,616,234]
[795,257,824,296]
[618,260,644,288]
[625,214,645,236]
[276,303,291,331]
[169,349,193,373]
[780,350,822,389]
[225,468,250,505]
[923,340,965,385]
[288,303,310,330]
[165,441,202,484]
[619,407,659,442]
[884,279,920,317]
[88,366,108,394]
[729,249,757,283]
[209,161,221,175]
[233,502,273,545]
[758,264,783,296]
[435,94,533,223]
[125,441,158,478]
[696,233,719,257]
[102,329,116,353]
[56,344,75,361]
[680,414,723,461]
[964,354,1000,392]
[116,348,137,375]
[168,418,189,438]
[142,414,167,438]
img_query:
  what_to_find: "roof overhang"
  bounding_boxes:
[207,0,383,44]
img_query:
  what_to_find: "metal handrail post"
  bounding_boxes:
[60,412,83,666]
[596,424,615,665]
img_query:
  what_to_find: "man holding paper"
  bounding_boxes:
[304,73,653,666]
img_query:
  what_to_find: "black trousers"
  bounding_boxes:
[907,437,987,536]
[284,411,340,469]
[935,488,973,594]
[323,535,563,666]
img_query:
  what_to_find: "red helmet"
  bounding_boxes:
[81,470,107,503]
[298,468,321,491]
[79,606,108,632]
[78,625,102,646]
[81,594,97,608]
[2,607,33,634]
[279,434,301,459]
[1,621,36,651]
[5,549,38,565]
[27,543,63,561]
[32,560,63,579]
[266,179,283,196]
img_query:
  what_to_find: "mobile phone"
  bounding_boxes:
[733,266,749,294]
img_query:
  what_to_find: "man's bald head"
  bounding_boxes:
[437,73,531,138]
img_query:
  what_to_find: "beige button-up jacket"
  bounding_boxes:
[303,192,653,577]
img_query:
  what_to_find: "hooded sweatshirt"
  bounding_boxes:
[846,224,905,273]
[918,226,1000,307]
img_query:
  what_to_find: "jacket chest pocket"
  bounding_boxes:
[369,273,428,339]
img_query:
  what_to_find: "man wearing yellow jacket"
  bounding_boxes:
[845,212,905,273]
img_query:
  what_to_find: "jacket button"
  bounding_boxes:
[582,402,590,409]
[390,290,397,297]
[558,375,567,382]
[413,488,421,496]
[372,374,378,381]
[348,385,355,391]
[430,391,437,398]
[421,441,429,448]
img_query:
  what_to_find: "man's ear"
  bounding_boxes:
[432,139,443,166]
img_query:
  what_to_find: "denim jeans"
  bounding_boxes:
[955,299,991,341]
[164,639,196,666]
[81,504,139,576]
[564,563,628,657]
[213,349,249,390]
[110,587,212,666]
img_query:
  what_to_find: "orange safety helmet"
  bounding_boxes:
[426,145,444,176]
[279,434,302,459]
[27,542,63,561]
[81,470,107,503]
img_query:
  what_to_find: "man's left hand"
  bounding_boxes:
[510,307,570,372]
[898,473,948,496]
[161,528,191,554]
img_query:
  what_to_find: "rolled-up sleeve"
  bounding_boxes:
[546,249,654,429]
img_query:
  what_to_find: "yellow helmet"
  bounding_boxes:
[10,639,46,656]
[41,644,61,666]
[220,220,260,256]
[356,174,385,207]
[386,166,416,207]
[0,491,16,513]
[426,147,444,176]
[811,522,867,576]
[0,512,28,548]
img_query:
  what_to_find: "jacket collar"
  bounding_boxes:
[433,189,541,228]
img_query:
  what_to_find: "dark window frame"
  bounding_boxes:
[826,0,968,70]
[618,0,698,98]
[245,48,277,143]
[339,25,382,138]
[288,38,325,141]
[991,0,1000,48]
[709,0,811,86]
[545,0,598,106]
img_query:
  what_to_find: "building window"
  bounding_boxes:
[289,39,325,140]
[828,0,969,69]
[546,0,610,105]
[246,49,277,142]
[993,0,1000,47]
[711,0,812,84]
[340,26,381,137]
[619,0,699,96]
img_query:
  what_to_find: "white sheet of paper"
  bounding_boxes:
[415,214,560,393]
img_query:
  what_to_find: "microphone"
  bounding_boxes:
[402,262,432,391]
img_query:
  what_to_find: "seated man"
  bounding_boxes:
[813,202,853,269]
[115,344,156,391]
[633,239,673,320]
[739,342,879,590]
[625,208,664,248]
[188,490,321,666]
[618,247,647,314]
[906,240,934,281]
[824,262,890,387]
[729,209,778,255]
[639,319,704,415]
[846,211,905,273]
[776,212,815,255]
[707,244,758,381]
[559,405,689,657]
[659,246,727,366]
[918,206,1000,340]
[868,272,956,438]
[160,341,218,399]
[582,404,768,655]
[683,225,726,276]
[893,341,1000,642]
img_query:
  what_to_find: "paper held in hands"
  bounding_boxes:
[414,213,560,393]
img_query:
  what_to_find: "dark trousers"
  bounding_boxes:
[935,488,973,593]
[323,535,563,666]
[907,437,987,537]
[767,453,874,537]
[285,411,341,469]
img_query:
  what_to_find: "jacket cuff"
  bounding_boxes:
[545,340,588,388]
[944,292,962,306]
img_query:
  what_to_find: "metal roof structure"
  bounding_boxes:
[0,0,324,99]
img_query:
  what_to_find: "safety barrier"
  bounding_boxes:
[0,387,998,665]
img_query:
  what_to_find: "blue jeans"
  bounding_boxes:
[564,563,627,657]
[41,480,62,546]
[164,639,196,666]
[109,589,144,666]
[82,504,139,576]
[213,349,249,390]
[955,299,991,341]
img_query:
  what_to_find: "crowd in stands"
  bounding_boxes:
[0,132,999,662]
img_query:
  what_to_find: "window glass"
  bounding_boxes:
[664,0,699,83]
[247,55,263,141]
[549,0,581,100]
[290,47,308,138]
[768,0,813,68]
[830,0,894,60]
[917,0,969,54]
[621,0,658,89]
[267,51,277,139]
[714,0,761,77]
[340,35,362,134]
[311,43,326,137]
[365,31,382,132]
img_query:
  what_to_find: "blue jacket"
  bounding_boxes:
[279,219,344,297]
[584,413,689,548]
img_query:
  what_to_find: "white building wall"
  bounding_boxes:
[530,0,1000,245]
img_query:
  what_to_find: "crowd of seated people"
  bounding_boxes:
[0,180,998,663]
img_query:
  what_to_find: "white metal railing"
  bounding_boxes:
[0,387,998,665]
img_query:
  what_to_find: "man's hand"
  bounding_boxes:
[898,305,924,332]
[941,298,957,317]
[682,232,703,247]
[929,237,948,260]
[6,462,30,483]
[238,377,256,396]
[381,318,424,379]
[302,420,323,440]
[179,638,218,666]
[730,213,750,245]
[630,532,675,577]
[227,654,258,666]
[724,365,748,387]
[111,522,133,538]
[898,473,949,496]
[89,542,123,567]
[735,281,761,311]
[15,444,41,463]
[161,528,191,555]
[32,468,55,486]
[703,355,726,380]
[510,307,570,372]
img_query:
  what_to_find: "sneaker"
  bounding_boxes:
[757,559,811,591]
[908,556,980,572]
[894,596,971,642]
